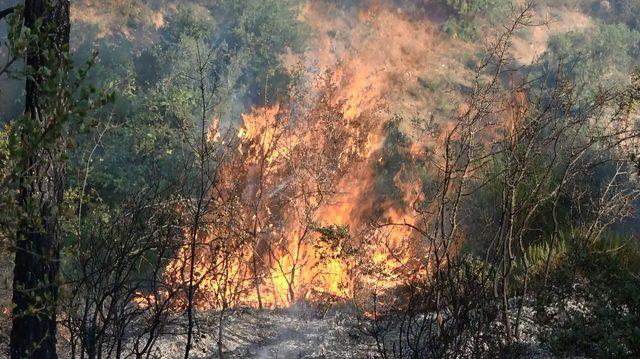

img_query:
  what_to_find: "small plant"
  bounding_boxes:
[440,0,511,39]
[535,233,640,357]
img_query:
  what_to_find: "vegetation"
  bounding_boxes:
[441,0,511,38]
[542,22,639,96]
[535,233,640,357]
[1,1,639,358]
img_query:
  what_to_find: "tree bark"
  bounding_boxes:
[10,1,70,358]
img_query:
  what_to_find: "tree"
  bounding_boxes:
[8,1,70,357]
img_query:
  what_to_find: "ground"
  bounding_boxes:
[144,308,375,358]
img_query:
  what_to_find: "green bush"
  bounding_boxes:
[216,0,308,103]
[440,0,511,39]
[589,0,640,32]
[444,0,507,18]
[544,22,639,94]
[535,233,640,358]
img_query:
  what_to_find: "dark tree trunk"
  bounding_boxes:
[10,1,70,358]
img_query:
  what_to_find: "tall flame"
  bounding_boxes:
[161,1,452,310]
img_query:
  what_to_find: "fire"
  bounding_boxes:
[162,78,425,310]
[160,1,450,311]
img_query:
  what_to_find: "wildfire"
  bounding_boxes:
[161,77,426,310]
[159,0,445,312]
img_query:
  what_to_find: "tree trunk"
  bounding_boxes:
[10,1,70,358]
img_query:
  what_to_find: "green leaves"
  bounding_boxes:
[545,22,639,95]
[310,223,356,260]
[441,0,511,39]
[538,233,640,357]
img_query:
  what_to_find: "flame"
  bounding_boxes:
[162,79,422,310]
[159,1,455,311]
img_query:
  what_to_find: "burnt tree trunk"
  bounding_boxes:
[10,0,70,358]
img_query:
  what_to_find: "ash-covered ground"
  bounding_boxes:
[136,303,553,358]
[141,308,377,358]
[2,303,553,358]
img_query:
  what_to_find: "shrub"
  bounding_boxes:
[589,0,640,32]
[535,233,640,357]
[543,22,639,94]
[441,0,511,39]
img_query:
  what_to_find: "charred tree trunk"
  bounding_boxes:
[10,1,70,358]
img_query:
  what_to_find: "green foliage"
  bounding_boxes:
[522,231,570,280]
[64,0,308,206]
[215,0,308,102]
[462,155,569,256]
[310,223,356,260]
[441,0,511,39]
[445,255,494,296]
[441,17,477,40]
[544,22,639,94]
[534,233,640,357]
[162,4,216,43]
[445,0,502,17]
[588,0,640,32]
[1,9,113,228]
[161,0,308,102]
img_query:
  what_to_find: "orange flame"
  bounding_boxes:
[160,1,452,311]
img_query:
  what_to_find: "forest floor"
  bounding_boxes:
[1,307,375,359]
[0,304,559,359]
[135,308,376,359]
[125,306,555,358]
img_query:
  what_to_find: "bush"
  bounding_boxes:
[534,233,640,358]
[440,0,511,39]
[589,0,640,32]
[362,255,505,358]
[543,22,639,94]
[216,0,308,103]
